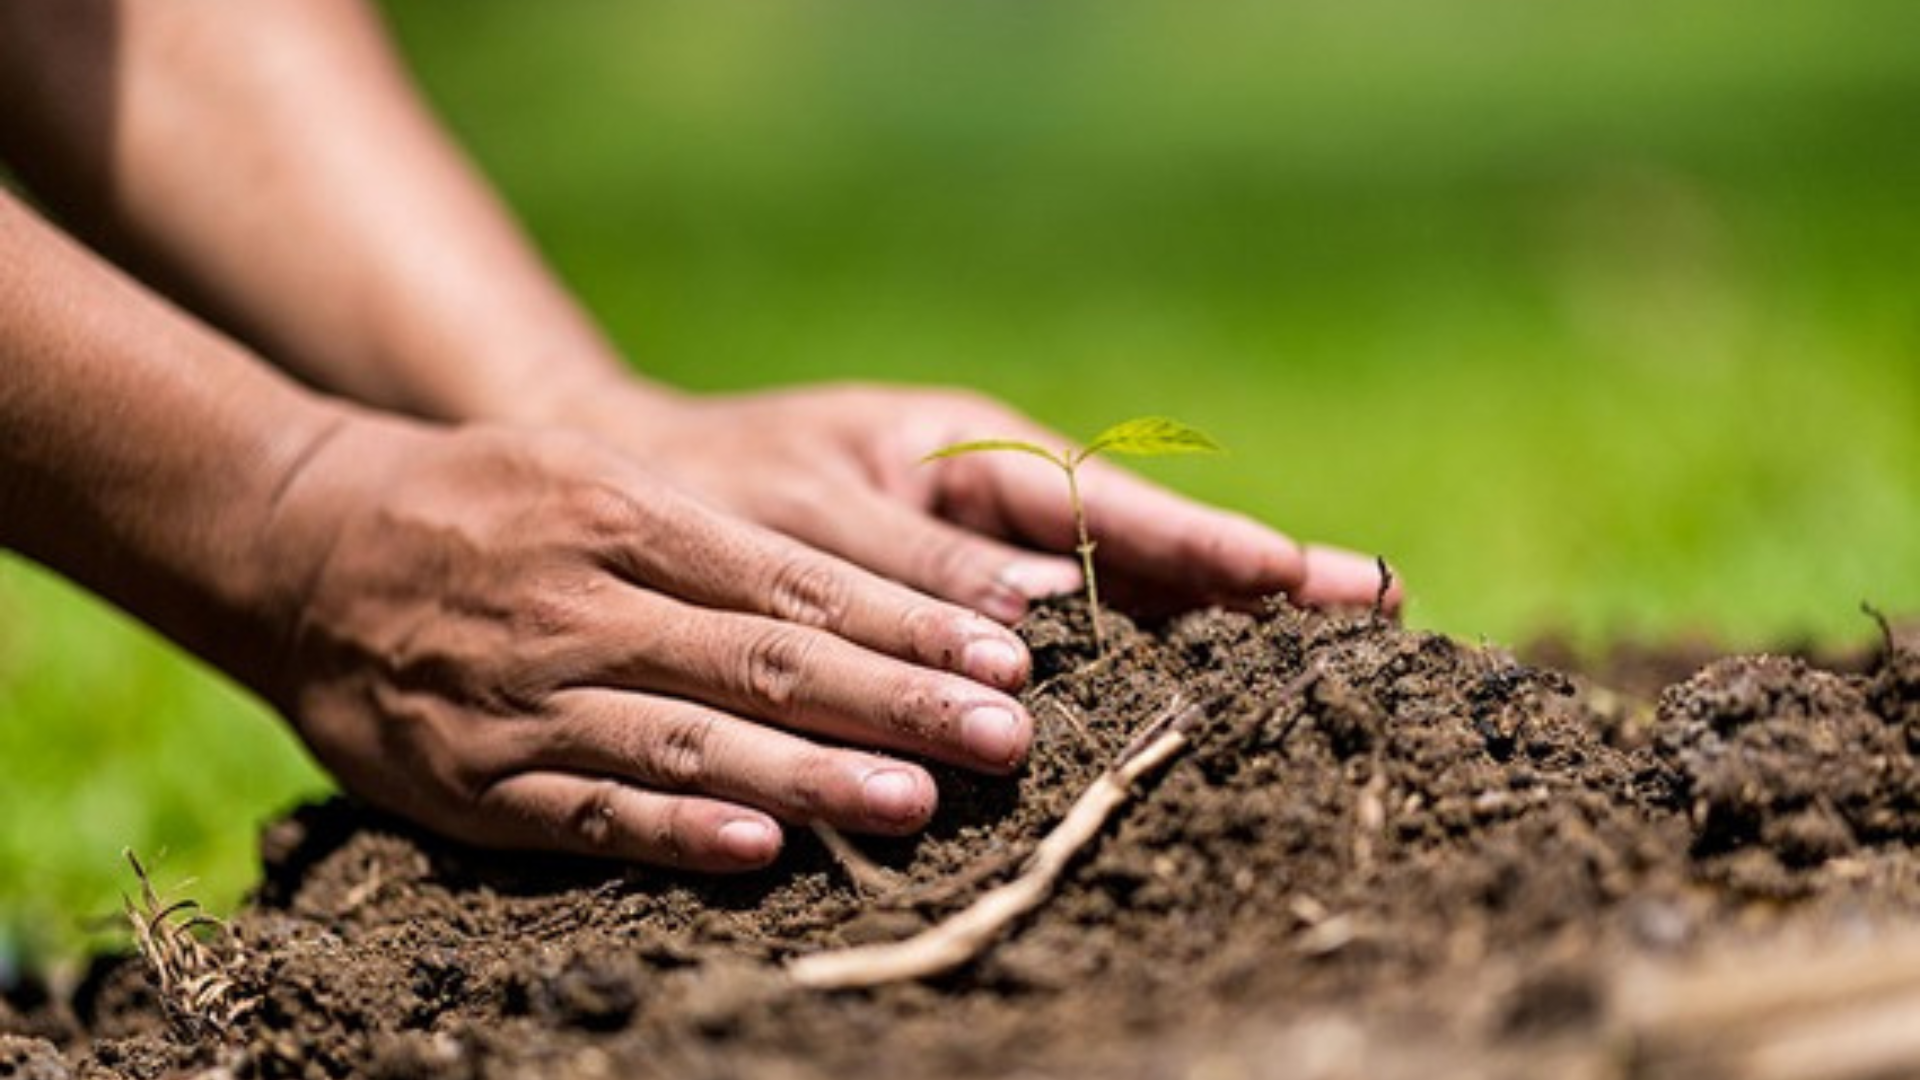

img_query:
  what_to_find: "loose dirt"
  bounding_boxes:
[7,599,1919,1079]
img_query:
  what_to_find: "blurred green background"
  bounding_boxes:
[4,1,1918,967]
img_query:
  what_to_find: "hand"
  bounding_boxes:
[564,382,1401,622]
[257,416,1038,872]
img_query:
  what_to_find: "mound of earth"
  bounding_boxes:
[7,599,1920,1079]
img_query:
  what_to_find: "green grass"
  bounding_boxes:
[4,0,1918,965]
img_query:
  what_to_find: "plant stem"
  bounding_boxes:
[1064,463,1105,655]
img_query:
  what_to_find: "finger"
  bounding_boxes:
[578,597,1033,774]
[603,490,1035,691]
[1293,544,1407,614]
[961,450,1308,608]
[776,484,1082,625]
[473,771,783,872]
[535,688,939,834]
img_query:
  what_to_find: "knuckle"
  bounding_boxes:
[899,603,959,667]
[758,475,832,533]
[650,712,718,791]
[653,800,695,867]
[1178,527,1228,571]
[934,462,998,525]
[543,460,663,553]
[780,749,839,819]
[884,676,953,745]
[912,534,983,597]
[742,626,816,713]
[567,480,644,541]
[766,554,851,630]
[517,586,588,642]
[567,779,626,852]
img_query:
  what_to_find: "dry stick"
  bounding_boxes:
[788,697,1204,991]
[1735,991,1920,1080]
[1620,929,1920,1080]
[1620,929,1920,1043]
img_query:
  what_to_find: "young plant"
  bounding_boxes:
[924,416,1223,654]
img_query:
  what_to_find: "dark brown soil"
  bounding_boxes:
[7,599,1920,1079]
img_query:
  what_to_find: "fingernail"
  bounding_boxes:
[861,769,928,825]
[962,636,1028,687]
[997,560,1082,599]
[961,705,1026,768]
[978,589,1028,625]
[718,819,780,863]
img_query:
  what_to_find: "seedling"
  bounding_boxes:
[924,416,1223,654]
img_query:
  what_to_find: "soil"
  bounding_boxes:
[6,598,1919,1080]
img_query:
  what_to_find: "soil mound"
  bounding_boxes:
[8,600,1920,1079]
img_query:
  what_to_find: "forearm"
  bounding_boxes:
[0,0,647,425]
[0,191,340,686]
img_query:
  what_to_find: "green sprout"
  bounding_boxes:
[924,416,1223,654]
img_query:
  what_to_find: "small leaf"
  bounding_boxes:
[1080,416,1224,460]
[922,438,1066,467]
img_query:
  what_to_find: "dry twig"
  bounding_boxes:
[1370,556,1394,621]
[789,697,1203,990]
[1619,928,1920,1080]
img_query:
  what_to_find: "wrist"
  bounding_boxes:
[490,360,691,436]
[156,389,363,694]
[237,401,422,703]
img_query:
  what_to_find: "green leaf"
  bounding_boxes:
[922,438,1067,468]
[1080,416,1224,460]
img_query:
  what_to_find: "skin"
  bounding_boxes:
[0,193,1033,870]
[0,0,1400,872]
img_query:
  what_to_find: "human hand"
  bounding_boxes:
[562,382,1401,623]
[256,416,1038,871]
